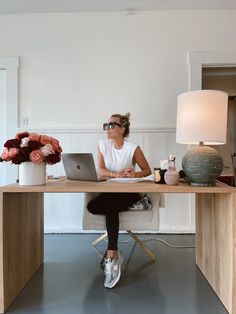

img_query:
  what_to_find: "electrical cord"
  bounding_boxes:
[141,237,195,248]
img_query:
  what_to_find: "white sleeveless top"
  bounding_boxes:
[99,138,138,172]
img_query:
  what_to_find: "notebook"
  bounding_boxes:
[62,153,105,182]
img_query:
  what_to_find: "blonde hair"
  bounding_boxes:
[111,112,131,137]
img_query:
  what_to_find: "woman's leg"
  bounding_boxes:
[88,193,140,288]
[87,193,140,257]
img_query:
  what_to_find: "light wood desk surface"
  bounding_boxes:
[1,179,234,193]
[0,180,236,313]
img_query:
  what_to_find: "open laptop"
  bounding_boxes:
[62,153,105,182]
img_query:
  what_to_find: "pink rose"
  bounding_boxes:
[29,150,44,163]
[57,145,62,153]
[40,135,52,145]
[40,144,55,157]
[51,137,59,145]
[1,147,10,161]
[51,139,61,152]
[28,133,41,142]
[8,148,19,158]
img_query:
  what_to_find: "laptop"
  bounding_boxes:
[62,153,105,182]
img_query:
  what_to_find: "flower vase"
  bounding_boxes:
[164,167,180,185]
[19,162,46,185]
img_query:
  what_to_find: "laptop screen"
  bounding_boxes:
[62,153,104,181]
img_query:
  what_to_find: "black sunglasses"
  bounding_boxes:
[103,121,122,130]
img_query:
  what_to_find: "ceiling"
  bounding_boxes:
[0,0,236,14]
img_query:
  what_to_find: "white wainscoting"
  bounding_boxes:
[22,127,195,233]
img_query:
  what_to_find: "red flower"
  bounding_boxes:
[16,132,29,140]
[28,140,42,151]
[11,152,29,164]
[4,139,21,149]
[45,152,61,165]
[21,146,30,157]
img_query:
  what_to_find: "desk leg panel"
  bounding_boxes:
[0,192,44,313]
[196,193,236,314]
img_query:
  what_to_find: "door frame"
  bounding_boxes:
[188,51,236,90]
[0,57,19,184]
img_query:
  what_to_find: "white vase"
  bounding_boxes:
[19,162,46,185]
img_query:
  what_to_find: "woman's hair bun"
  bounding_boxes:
[125,112,131,120]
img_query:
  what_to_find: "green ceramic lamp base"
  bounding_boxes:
[182,145,223,186]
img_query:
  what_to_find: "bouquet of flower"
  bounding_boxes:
[0,132,62,165]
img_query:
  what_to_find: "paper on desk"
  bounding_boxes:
[47,175,67,182]
[108,174,154,183]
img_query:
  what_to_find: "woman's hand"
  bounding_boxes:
[119,168,136,178]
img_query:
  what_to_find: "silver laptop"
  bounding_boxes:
[62,153,105,182]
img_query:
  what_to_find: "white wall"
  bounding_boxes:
[0,9,236,232]
[0,10,235,128]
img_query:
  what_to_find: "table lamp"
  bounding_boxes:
[176,90,228,186]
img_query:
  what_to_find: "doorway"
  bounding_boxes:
[202,66,236,184]
[0,57,19,184]
[0,70,6,185]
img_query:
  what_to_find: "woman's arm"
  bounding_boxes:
[121,147,151,178]
[98,146,121,178]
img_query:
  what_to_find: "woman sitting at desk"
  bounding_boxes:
[87,112,151,288]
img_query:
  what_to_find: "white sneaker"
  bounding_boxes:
[104,251,124,288]
[129,196,152,211]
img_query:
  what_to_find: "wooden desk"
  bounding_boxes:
[0,181,235,313]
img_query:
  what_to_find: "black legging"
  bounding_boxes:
[87,193,140,250]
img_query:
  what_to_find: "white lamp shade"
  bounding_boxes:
[176,90,228,145]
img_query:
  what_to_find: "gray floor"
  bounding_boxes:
[7,234,228,314]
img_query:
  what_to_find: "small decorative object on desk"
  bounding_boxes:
[154,159,168,184]
[0,131,62,185]
[164,154,180,185]
[154,168,166,184]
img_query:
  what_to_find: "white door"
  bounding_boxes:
[0,57,19,185]
[0,70,6,185]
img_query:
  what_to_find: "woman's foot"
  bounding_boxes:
[100,250,117,270]
[104,251,124,288]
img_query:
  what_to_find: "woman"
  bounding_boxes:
[87,113,151,288]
